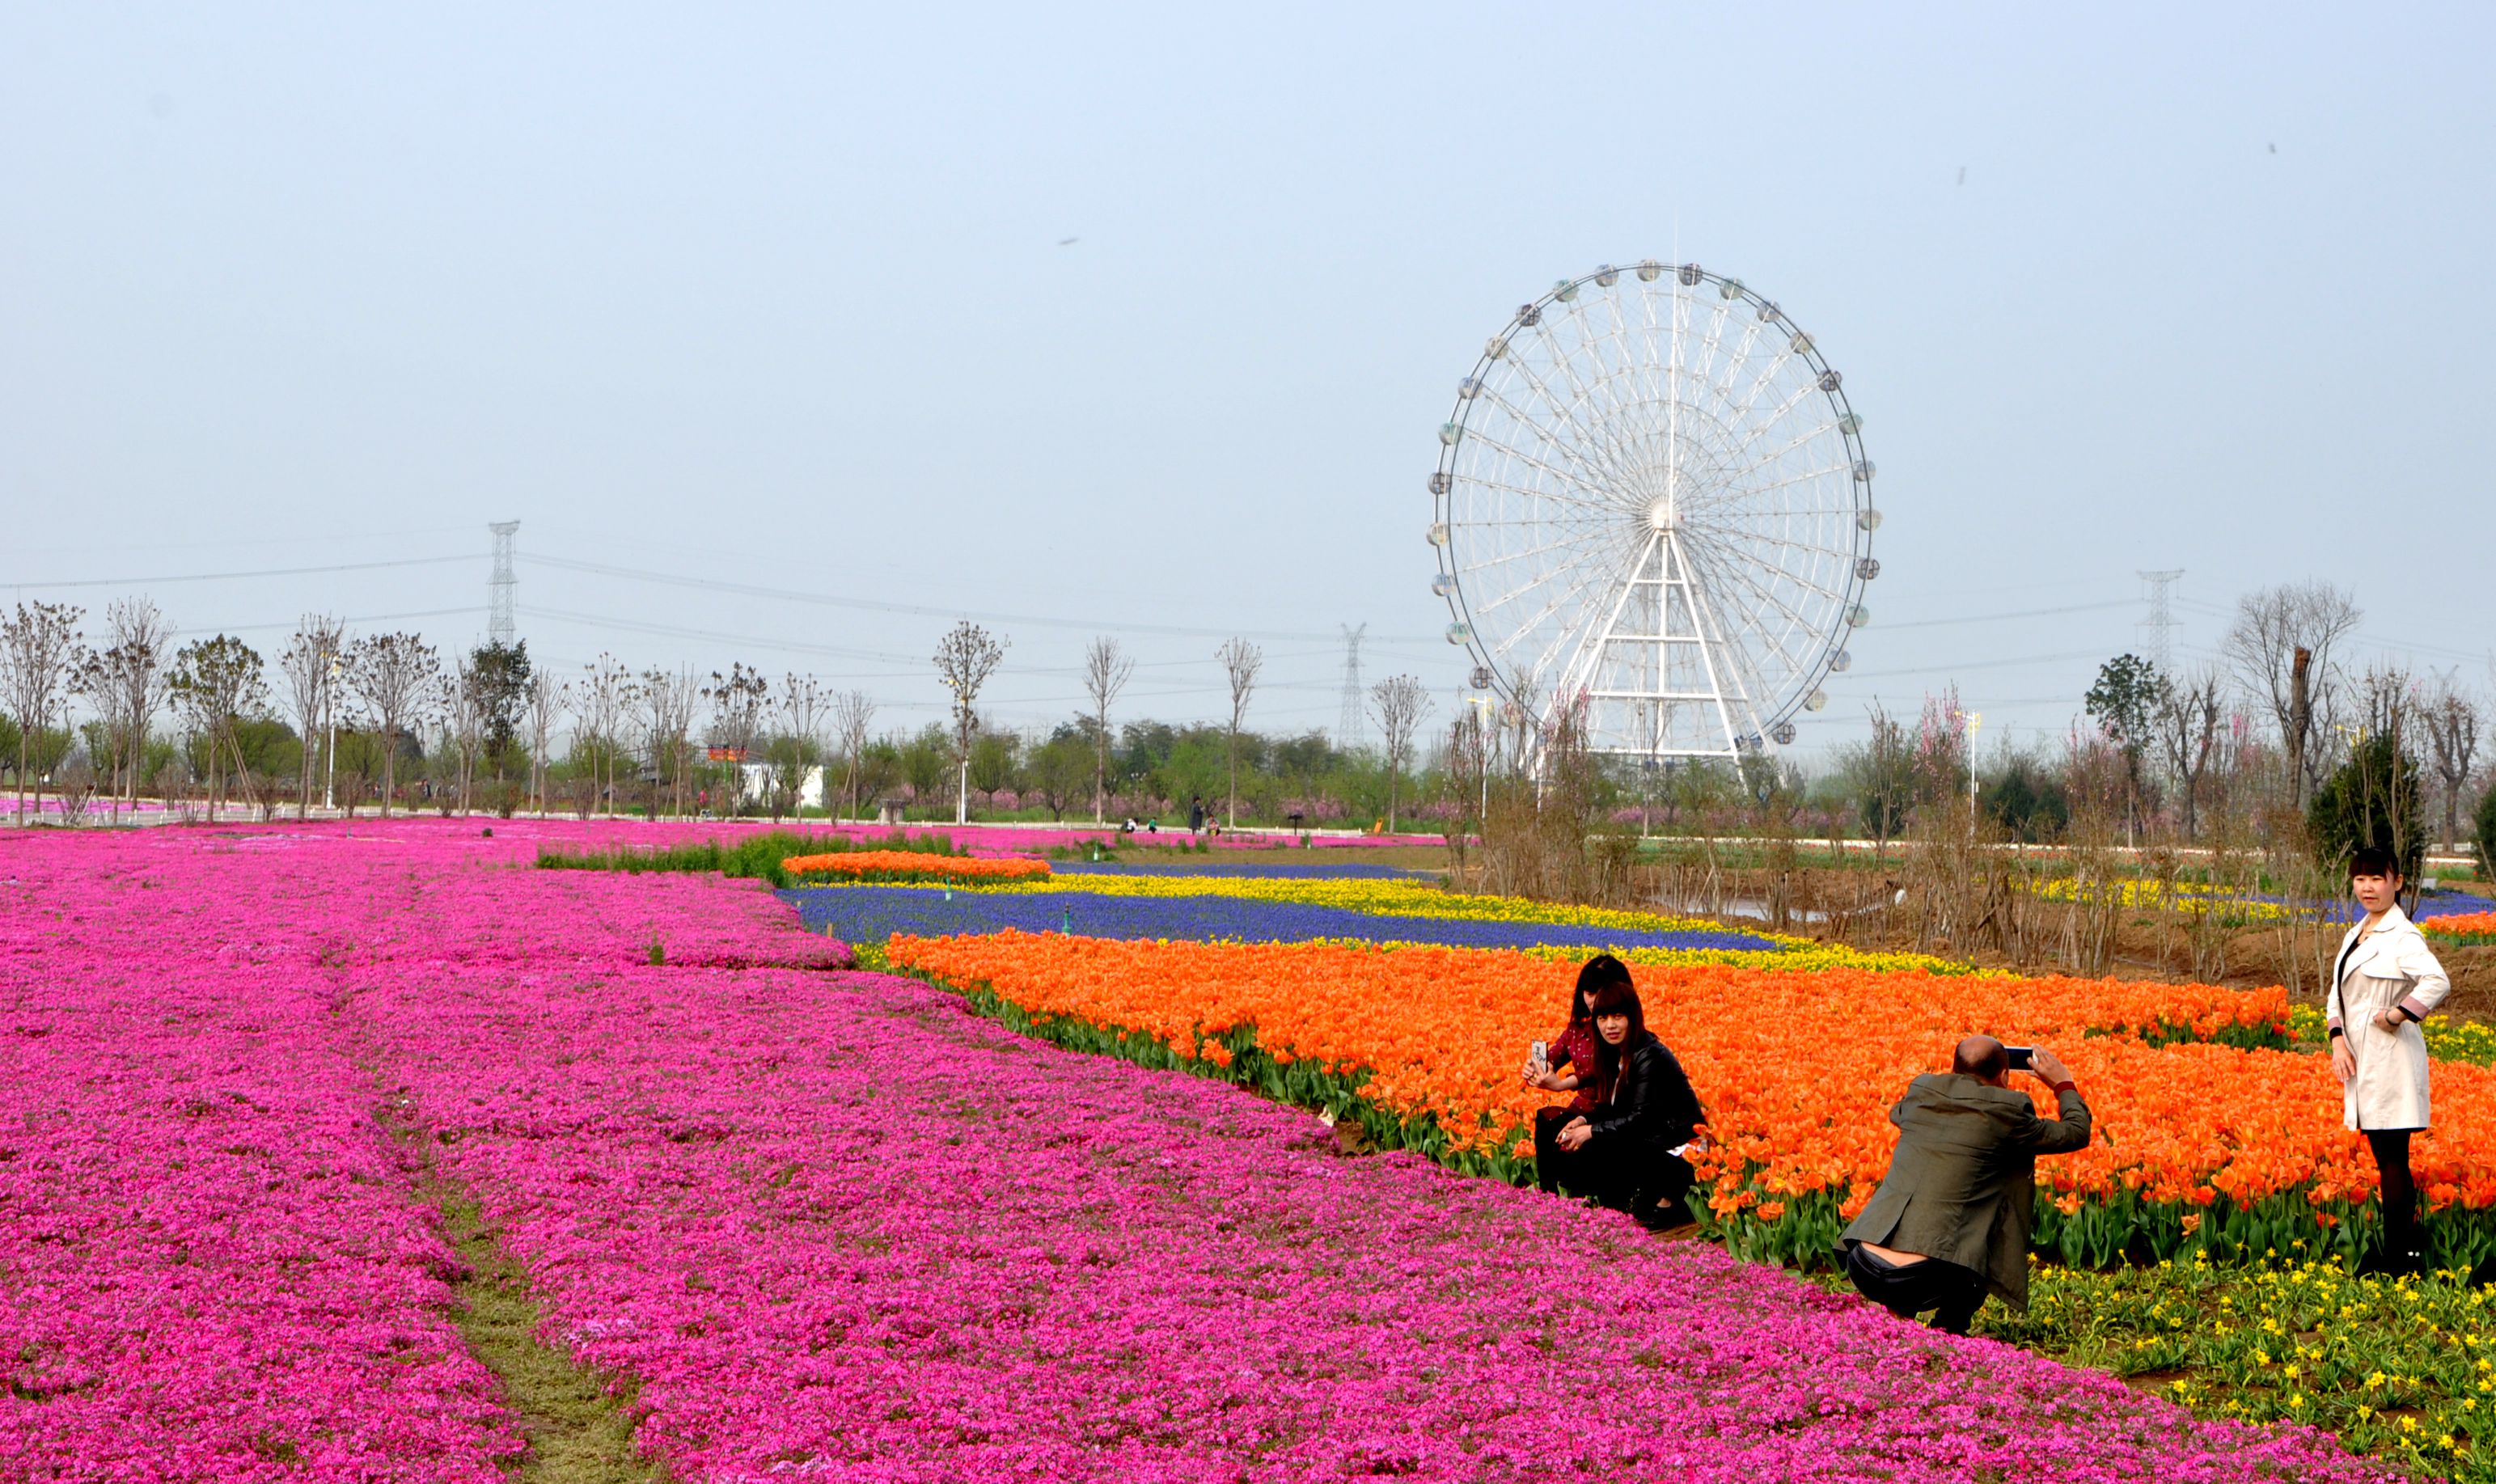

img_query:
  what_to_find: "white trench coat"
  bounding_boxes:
[2327,904,2452,1131]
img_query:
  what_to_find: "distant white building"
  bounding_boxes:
[737,761,828,814]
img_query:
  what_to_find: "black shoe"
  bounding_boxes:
[1636,1199,1698,1233]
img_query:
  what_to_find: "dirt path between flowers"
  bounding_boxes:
[400,1118,671,1484]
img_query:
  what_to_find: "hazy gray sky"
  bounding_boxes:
[4,3,2489,759]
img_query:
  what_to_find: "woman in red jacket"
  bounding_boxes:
[1523,954,1631,1193]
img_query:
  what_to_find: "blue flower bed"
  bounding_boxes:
[780,886,1783,953]
[1050,860,1440,881]
[2296,889,2496,924]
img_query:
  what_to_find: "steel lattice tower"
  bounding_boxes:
[1337,624,1368,749]
[2137,569,2182,671]
[489,522,519,645]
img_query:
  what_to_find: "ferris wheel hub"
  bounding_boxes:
[1645,500,1676,533]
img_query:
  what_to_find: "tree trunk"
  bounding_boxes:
[2288,646,2312,810]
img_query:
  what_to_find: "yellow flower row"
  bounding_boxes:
[2032,875,2295,923]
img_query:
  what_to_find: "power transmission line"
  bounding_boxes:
[522,553,1435,645]
[3,554,479,590]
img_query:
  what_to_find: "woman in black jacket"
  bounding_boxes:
[1542,977,1705,1231]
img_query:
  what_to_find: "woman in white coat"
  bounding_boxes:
[2327,844,2452,1276]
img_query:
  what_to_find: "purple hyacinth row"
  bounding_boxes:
[780,884,1783,953]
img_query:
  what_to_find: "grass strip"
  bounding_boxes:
[395,1128,670,1484]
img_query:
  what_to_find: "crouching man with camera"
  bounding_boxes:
[1836,1036,2092,1335]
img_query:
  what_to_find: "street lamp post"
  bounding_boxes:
[1965,712,1982,822]
[324,652,341,813]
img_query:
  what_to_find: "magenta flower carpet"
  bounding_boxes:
[0,822,2393,1482]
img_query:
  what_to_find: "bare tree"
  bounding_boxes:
[1217,636,1263,828]
[442,658,488,814]
[637,666,700,816]
[578,653,632,816]
[1081,636,1134,825]
[75,598,171,820]
[2421,673,2481,852]
[525,667,568,817]
[2151,665,2227,842]
[831,689,877,822]
[773,673,828,820]
[2223,581,2361,808]
[933,621,1008,826]
[2,601,87,821]
[345,632,441,817]
[700,663,769,818]
[1368,674,1432,833]
[277,615,345,819]
[167,635,269,822]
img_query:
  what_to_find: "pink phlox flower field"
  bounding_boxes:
[0,822,2396,1482]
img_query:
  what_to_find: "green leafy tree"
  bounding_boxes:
[2085,653,2162,839]
[2308,730,2426,883]
[899,724,950,807]
[967,730,1018,805]
[1025,729,1093,822]
[2474,785,2496,884]
[469,640,534,779]
[168,634,270,822]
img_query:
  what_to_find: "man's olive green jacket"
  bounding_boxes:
[1838,1072,2092,1309]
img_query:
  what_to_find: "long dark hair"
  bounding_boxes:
[1569,953,1631,1028]
[1585,977,1652,1089]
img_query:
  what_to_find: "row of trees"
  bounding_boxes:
[1821,581,2489,875]
[16,578,2469,863]
[0,602,1447,828]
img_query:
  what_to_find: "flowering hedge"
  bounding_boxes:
[882,932,2496,1271]
[782,849,1051,883]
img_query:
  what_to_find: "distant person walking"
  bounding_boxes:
[1188,796,1205,835]
[2329,844,2452,1276]
[1838,1036,2091,1334]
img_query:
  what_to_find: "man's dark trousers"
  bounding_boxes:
[1843,1245,1986,1334]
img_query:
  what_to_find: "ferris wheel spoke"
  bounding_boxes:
[1525,312,1656,493]
[1465,382,1619,489]
[1456,416,1640,509]
[1684,460,1852,516]
[1455,469,1635,518]
[1725,390,1826,469]
[1687,551,1826,703]
[1482,334,1635,490]
[1492,547,1625,667]
[1470,541,1623,620]
[1681,529,1853,607]
[1681,564,1816,706]
[1487,353,1648,498]
[1689,545,1842,660]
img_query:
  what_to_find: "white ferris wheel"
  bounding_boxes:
[1429,261,1878,759]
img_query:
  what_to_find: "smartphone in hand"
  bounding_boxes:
[2005,1046,2036,1071]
